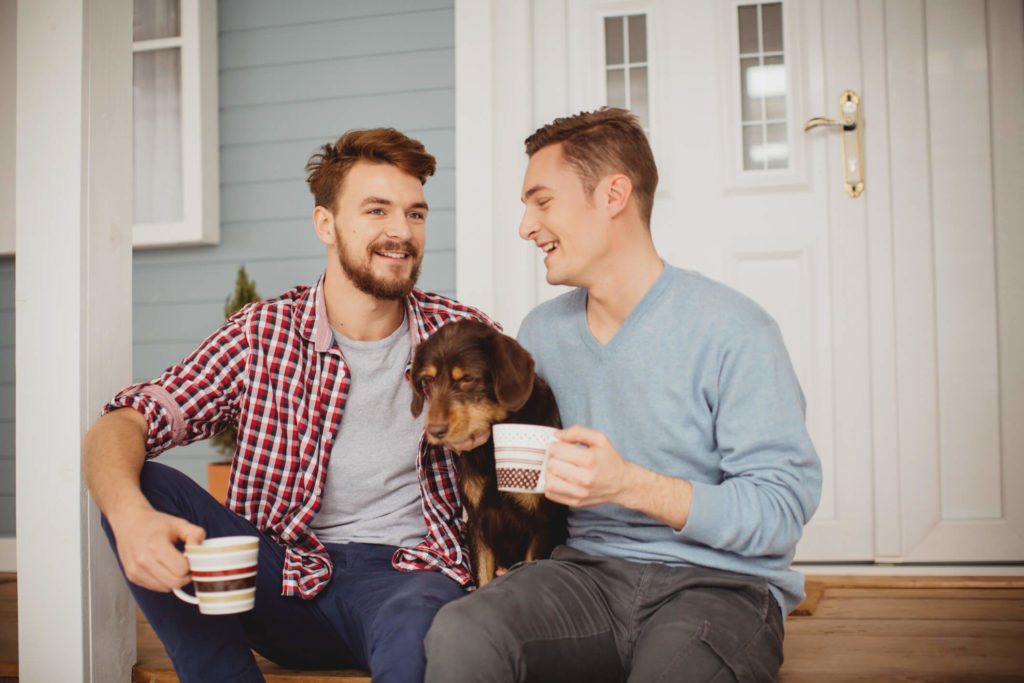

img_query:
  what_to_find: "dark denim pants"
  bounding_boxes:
[101,462,465,683]
[425,545,784,682]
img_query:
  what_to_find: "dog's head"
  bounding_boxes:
[410,319,536,448]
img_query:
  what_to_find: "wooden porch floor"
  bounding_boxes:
[2,573,1024,681]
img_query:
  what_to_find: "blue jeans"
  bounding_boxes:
[101,462,465,683]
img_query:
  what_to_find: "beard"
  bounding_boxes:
[336,231,422,300]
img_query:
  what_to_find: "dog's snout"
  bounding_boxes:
[427,422,449,439]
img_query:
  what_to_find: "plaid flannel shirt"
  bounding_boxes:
[104,273,493,599]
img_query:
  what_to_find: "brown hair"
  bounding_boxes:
[524,107,658,226]
[305,128,436,211]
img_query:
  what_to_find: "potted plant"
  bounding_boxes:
[207,265,260,504]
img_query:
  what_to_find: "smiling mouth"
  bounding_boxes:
[375,250,410,260]
[540,241,558,253]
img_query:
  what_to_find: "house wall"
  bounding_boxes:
[0,0,457,537]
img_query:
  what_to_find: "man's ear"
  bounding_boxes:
[604,173,633,220]
[313,205,336,246]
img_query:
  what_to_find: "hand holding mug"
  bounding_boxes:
[543,425,632,508]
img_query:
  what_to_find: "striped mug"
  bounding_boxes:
[173,535,259,615]
[492,424,559,493]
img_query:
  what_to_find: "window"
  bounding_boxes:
[737,2,788,170]
[132,0,218,247]
[603,14,650,130]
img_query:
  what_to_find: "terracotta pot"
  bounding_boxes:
[206,462,231,505]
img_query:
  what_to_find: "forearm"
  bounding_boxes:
[617,462,694,531]
[82,407,155,524]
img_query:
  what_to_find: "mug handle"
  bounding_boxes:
[173,584,199,605]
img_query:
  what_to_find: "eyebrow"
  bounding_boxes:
[522,184,551,203]
[360,197,430,211]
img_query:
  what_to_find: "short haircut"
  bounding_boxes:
[524,107,658,226]
[305,128,436,211]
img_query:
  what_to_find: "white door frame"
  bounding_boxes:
[16,0,134,679]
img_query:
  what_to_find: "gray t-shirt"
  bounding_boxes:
[310,314,427,547]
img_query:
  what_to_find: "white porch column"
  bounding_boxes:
[15,0,134,680]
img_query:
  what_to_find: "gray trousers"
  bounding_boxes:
[424,546,784,682]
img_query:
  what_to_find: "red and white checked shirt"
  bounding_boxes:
[104,274,493,599]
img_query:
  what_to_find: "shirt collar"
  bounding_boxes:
[304,270,430,354]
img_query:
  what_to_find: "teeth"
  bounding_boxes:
[542,242,557,253]
[377,251,408,259]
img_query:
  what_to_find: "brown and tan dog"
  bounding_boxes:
[410,319,567,587]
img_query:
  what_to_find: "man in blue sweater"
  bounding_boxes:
[425,108,822,681]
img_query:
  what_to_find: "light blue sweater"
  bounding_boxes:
[517,264,822,616]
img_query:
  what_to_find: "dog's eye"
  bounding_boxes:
[420,378,433,392]
[457,377,475,389]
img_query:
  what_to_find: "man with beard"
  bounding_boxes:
[83,128,492,683]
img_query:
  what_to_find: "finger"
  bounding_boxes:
[554,424,605,447]
[174,519,207,547]
[547,440,592,468]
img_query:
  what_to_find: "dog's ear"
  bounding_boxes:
[410,349,426,417]
[488,332,536,412]
[410,376,425,417]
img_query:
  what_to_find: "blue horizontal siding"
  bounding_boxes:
[0,0,459,533]
[128,0,458,482]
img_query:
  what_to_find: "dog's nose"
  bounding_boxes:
[428,423,449,439]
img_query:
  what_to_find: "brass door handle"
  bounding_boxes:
[805,90,864,198]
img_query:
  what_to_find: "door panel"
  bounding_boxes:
[458,0,1024,563]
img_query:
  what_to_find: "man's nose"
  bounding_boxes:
[518,210,535,241]
[387,217,414,240]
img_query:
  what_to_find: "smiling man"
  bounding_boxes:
[425,108,822,682]
[83,128,492,683]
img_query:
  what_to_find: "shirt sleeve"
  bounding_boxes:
[678,321,823,557]
[102,319,251,457]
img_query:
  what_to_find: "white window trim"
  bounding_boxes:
[567,0,676,202]
[132,0,219,248]
[718,0,810,192]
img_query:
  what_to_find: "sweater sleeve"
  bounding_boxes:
[677,321,822,557]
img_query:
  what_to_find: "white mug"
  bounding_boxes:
[492,424,559,493]
[172,535,259,615]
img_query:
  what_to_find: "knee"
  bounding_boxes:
[424,595,514,678]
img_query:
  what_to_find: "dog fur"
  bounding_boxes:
[410,319,567,587]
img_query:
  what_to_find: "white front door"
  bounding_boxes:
[455,0,1024,563]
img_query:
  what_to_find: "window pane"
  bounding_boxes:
[628,15,647,63]
[763,55,787,119]
[738,5,759,54]
[133,0,180,42]
[606,67,626,108]
[762,3,784,52]
[765,122,789,169]
[740,57,762,122]
[630,67,649,128]
[605,16,624,65]
[134,48,183,223]
[743,124,764,170]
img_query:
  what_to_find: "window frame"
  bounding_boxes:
[718,0,810,191]
[131,0,219,248]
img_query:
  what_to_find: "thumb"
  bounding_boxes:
[174,519,206,547]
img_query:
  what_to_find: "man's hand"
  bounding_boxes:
[544,424,694,530]
[107,507,206,593]
[543,425,633,507]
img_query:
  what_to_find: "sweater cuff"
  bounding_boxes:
[677,479,726,546]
